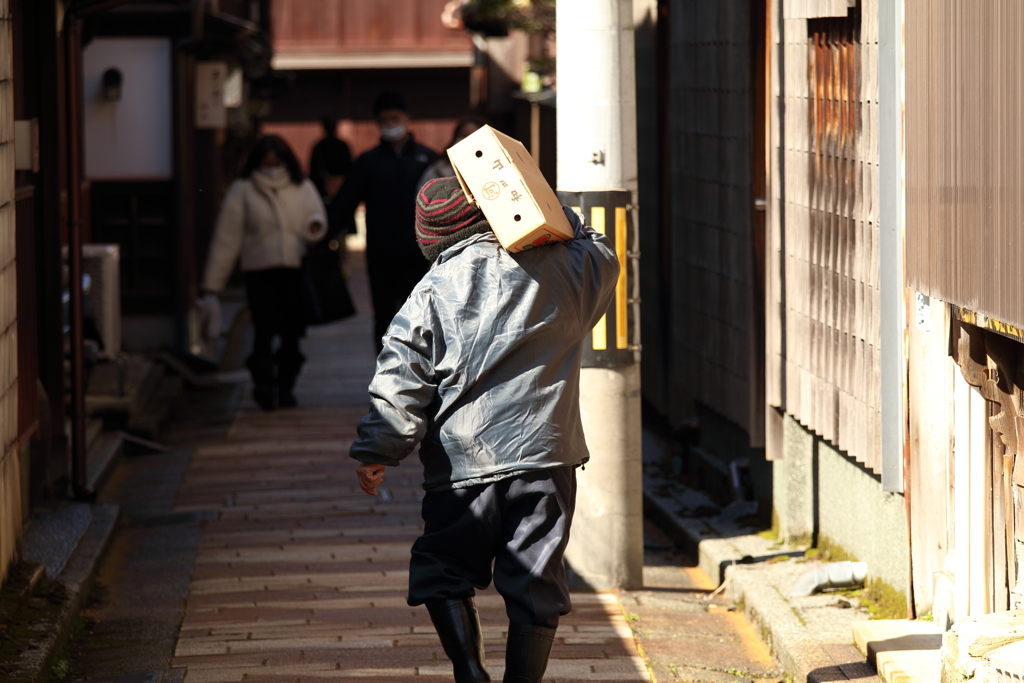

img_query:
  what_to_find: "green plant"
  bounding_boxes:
[862,579,909,620]
[814,536,858,563]
[49,656,69,682]
[462,0,556,35]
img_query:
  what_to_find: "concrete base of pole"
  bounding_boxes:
[566,364,644,590]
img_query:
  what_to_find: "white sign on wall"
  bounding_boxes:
[196,62,228,129]
[223,67,244,109]
[83,37,173,180]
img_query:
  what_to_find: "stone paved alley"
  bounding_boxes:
[58,254,782,683]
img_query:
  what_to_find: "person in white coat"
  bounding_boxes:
[202,135,327,410]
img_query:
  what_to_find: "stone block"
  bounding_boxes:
[853,618,943,682]
[989,639,1024,680]
[941,610,1024,683]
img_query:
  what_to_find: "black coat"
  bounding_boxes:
[309,135,352,197]
[328,135,436,260]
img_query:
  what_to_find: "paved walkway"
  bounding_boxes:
[60,251,781,683]
[167,253,650,683]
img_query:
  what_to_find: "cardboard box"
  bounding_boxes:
[448,125,573,253]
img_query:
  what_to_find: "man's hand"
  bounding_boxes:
[356,463,386,496]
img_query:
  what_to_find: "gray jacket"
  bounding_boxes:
[349,207,620,491]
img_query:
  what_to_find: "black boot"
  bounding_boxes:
[503,623,556,683]
[276,349,305,408]
[246,354,276,411]
[426,597,491,683]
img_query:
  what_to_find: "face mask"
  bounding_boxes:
[260,166,287,180]
[380,123,407,142]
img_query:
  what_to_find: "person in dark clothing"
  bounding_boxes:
[350,178,620,683]
[328,91,437,354]
[309,115,352,200]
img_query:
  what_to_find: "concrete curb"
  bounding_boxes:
[6,502,120,683]
[642,472,804,584]
[643,481,880,682]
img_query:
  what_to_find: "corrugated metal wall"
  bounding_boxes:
[767,0,882,471]
[665,0,757,435]
[906,0,1024,331]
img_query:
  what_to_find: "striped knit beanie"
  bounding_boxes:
[415,177,491,261]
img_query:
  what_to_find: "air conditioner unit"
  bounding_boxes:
[82,244,121,359]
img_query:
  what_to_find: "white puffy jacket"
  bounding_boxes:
[202,174,327,293]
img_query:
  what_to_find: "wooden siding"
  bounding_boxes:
[767,0,881,471]
[272,0,471,55]
[0,1,22,584]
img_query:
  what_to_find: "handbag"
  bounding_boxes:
[302,239,357,326]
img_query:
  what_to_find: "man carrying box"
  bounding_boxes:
[350,176,619,683]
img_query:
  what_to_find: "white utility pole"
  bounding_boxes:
[557,0,643,589]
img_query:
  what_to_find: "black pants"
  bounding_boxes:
[408,466,577,630]
[366,251,429,354]
[244,268,306,367]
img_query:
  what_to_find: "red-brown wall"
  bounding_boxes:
[272,0,470,56]
[263,119,460,172]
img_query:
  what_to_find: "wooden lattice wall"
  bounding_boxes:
[766,0,882,470]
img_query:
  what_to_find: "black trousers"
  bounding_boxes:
[244,267,306,366]
[366,251,429,354]
[408,466,577,630]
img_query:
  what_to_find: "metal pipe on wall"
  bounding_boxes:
[63,0,139,500]
[63,16,93,501]
[879,0,905,494]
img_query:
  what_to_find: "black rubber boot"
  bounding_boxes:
[276,349,305,408]
[426,597,491,683]
[246,354,276,411]
[503,623,556,683]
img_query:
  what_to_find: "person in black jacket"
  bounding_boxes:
[328,91,437,353]
[352,179,619,683]
[309,115,352,201]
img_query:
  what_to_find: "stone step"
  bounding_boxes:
[86,356,165,419]
[125,376,182,442]
[86,431,124,493]
[852,620,942,683]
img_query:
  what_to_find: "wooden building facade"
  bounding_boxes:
[265,0,475,171]
[903,0,1024,621]
[1,0,274,584]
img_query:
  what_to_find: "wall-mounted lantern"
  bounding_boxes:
[101,68,123,102]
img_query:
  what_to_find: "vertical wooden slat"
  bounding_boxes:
[1005,453,1016,609]
[0,0,19,586]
